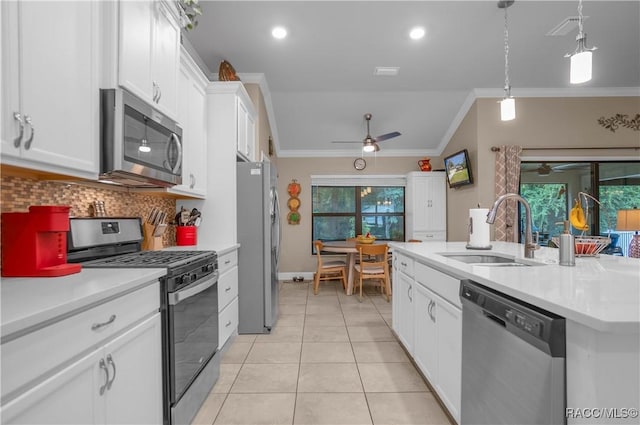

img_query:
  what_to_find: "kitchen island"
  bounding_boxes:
[389,241,640,424]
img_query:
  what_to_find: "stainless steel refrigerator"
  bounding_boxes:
[236,161,280,333]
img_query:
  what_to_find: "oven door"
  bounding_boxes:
[167,271,219,405]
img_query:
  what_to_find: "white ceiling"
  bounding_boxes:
[184,1,640,158]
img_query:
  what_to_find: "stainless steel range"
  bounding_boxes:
[68,217,219,425]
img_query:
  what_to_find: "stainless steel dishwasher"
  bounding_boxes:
[460,280,566,425]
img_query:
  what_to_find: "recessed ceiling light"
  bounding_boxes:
[272,26,287,39]
[409,27,425,40]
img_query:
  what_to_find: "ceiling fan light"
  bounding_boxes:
[500,97,516,121]
[363,143,376,153]
[570,50,592,84]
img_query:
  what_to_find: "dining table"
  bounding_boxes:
[321,240,386,295]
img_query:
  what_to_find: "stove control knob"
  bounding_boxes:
[180,274,192,285]
[203,264,214,273]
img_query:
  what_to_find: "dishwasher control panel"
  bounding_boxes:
[505,308,543,337]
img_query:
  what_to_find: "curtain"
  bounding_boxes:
[494,145,523,242]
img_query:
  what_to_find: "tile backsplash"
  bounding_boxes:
[1,175,177,247]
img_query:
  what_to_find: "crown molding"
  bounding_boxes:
[277,148,440,159]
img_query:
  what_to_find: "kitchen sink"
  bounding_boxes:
[438,253,545,267]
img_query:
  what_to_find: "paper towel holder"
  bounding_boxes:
[466,215,492,250]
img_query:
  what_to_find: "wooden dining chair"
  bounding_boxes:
[353,243,391,301]
[313,240,347,295]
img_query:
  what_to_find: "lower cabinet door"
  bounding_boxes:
[219,297,239,349]
[413,283,438,384]
[435,298,462,424]
[103,313,163,425]
[0,348,103,425]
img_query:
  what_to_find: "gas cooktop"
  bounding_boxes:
[81,250,215,269]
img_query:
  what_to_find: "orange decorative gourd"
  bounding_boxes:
[418,158,432,171]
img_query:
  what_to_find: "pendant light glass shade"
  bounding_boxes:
[570,50,592,84]
[500,97,516,121]
[498,1,516,122]
[565,0,596,84]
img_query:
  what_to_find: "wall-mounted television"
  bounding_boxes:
[443,149,474,188]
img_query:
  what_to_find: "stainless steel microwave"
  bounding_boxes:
[100,88,182,187]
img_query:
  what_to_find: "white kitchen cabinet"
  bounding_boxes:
[392,252,415,353]
[406,172,447,241]
[0,283,162,425]
[183,82,255,247]
[1,0,99,179]
[217,249,239,348]
[434,294,462,423]
[169,50,208,198]
[413,262,462,424]
[413,283,438,384]
[119,0,180,119]
[236,94,257,161]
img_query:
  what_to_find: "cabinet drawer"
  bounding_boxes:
[412,231,446,241]
[415,262,461,308]
[395,252,414,278]
[218,250,238,276]
[218,297,238,349]
[1,282,160,399]
[218,266,238,311]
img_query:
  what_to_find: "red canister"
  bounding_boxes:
[176,226,197,246]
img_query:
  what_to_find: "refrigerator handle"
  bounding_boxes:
[274,189,282,266]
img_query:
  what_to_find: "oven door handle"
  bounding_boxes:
[168,272,218,305]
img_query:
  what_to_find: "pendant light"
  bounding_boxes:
[565,0,597,84]
[498,1,515,121]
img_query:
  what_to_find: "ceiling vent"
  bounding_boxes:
[374,67,399,76]
[546,16,589,36]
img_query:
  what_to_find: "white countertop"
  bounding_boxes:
[389,241,640,333]
[1,268,165,340]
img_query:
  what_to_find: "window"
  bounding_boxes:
[520,161,640,254]
[312,185,405,244]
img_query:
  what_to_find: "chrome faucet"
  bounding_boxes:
[486,193,538,259]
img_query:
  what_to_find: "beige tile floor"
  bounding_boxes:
[192,280,452,425]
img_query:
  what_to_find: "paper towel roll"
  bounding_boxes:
[469,208,491,248]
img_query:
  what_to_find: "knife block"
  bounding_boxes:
[142,222,163,251]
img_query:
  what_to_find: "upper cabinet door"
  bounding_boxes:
[119,0,179,120]
[1,0,99,179]
[119,0,153,102]
[151,1,180,117]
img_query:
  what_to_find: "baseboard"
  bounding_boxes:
[278,271,315,281]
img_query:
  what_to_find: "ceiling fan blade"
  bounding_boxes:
[374,131,401,142]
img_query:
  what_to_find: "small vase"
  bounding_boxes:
[418,158,432,172]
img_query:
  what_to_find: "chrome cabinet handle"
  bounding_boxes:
[106,354,117,390]
[225,286,231,292]
[428,300,436,322]
[91,314,116,330]
[225,320,232,327]
[99,358,109,395]
[407,284,413,302]
[13,112,24,147]
[224,259,231,265]
[23,115,34,150]
[190,173,195,189]
[156,84,162,103]
[152,81,158,102]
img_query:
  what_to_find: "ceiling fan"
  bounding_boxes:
[332,113,401,152]
[523,163,564,176]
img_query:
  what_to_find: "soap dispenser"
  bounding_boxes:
[558,220,575,266]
